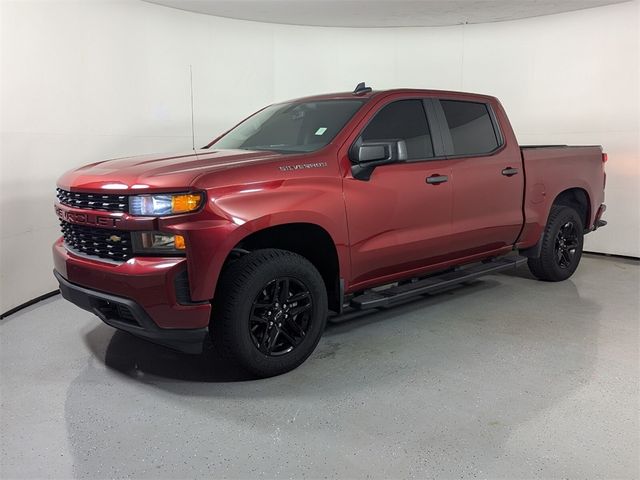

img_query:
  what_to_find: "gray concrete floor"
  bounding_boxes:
[1,254,638,479]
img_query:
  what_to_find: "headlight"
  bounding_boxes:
[129,193,203,216]
[132,232,186,255]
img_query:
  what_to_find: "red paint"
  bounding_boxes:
[52,238,211,328]
[53,88,606,331]
[516,145,605,248]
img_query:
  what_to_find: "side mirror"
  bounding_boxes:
[350,139,407,180]
[356,144,390,163]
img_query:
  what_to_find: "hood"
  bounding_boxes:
[57,149,283,192]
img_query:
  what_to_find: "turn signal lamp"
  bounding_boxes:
[172,194,202,214]
[174,234,186,250]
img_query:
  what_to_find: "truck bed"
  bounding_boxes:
[517,144,605,247]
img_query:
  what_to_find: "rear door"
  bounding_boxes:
[434,98,524,256]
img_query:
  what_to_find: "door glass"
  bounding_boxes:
[360,100,434,160]
[440,100,499,156]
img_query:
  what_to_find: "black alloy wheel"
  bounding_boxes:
[555,220,579,269]
[249,277,313,356]
[213,248,328,377]
[527,205,584,282]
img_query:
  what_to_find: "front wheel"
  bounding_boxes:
[528,206,584,281]
[213,249,328,377]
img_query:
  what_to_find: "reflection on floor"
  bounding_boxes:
[1,254,638,478]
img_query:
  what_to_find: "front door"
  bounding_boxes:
[343,98,454,288]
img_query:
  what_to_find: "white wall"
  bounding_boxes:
[1,0,638,313]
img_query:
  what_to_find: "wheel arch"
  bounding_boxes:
[220,222,343,313]
[552,187,591,230]
[520,187,591,258]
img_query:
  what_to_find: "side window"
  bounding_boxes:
[440,100,500,156]
[360,100,434,160]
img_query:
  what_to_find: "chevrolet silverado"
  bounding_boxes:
[53,83,607,377]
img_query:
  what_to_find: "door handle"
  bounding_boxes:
[426,174,448,185]
[501,167,519,177]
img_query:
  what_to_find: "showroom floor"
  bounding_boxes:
[1,254,638,479]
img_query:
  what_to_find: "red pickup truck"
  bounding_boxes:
[53,84,607,377]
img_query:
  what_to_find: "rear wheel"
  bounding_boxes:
[528,206,584,281]
[213,249,327,377]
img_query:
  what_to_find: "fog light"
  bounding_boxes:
[132,232,186,255]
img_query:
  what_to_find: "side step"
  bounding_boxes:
[350,256,527,310]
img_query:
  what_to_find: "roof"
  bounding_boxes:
[281,88,497,104]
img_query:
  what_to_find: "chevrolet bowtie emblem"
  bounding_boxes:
[108,235,122,242]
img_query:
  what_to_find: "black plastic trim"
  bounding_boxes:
[431,98,454,154]
[422,98,447,157]
[487,102,504,146]
[426,174,449,185]
[518,233,544,258]
[350,256,528,309]
[501,167,519,177]
[337,278,345,314]
[54,270,207,354]
[520,144,570,149]
[353,82,373,95]
[173,269,209,306]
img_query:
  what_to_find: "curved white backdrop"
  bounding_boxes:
[1,0,638,313]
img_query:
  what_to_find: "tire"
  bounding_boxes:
[212,248,328,377]
[527,205,584,282]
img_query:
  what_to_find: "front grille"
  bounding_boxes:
[60,220,132,262]
[56,188,128,213]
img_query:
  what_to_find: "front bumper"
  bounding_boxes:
[55,271,208,353]
[53,239,211,353]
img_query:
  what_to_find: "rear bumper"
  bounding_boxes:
[55,271,208,353]
[591,204,607,231]
[53,238,211,353]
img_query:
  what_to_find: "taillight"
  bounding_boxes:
[602,152,608,163]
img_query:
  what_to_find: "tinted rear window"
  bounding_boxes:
[440,100,499,156]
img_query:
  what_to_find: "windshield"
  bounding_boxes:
[210,100,364,154]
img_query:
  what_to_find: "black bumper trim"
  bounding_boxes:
[54,270,207,354]
[595,219,607,229]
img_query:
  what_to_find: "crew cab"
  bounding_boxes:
[53,83,607,377]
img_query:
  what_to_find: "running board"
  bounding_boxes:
[350,256,527,310]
